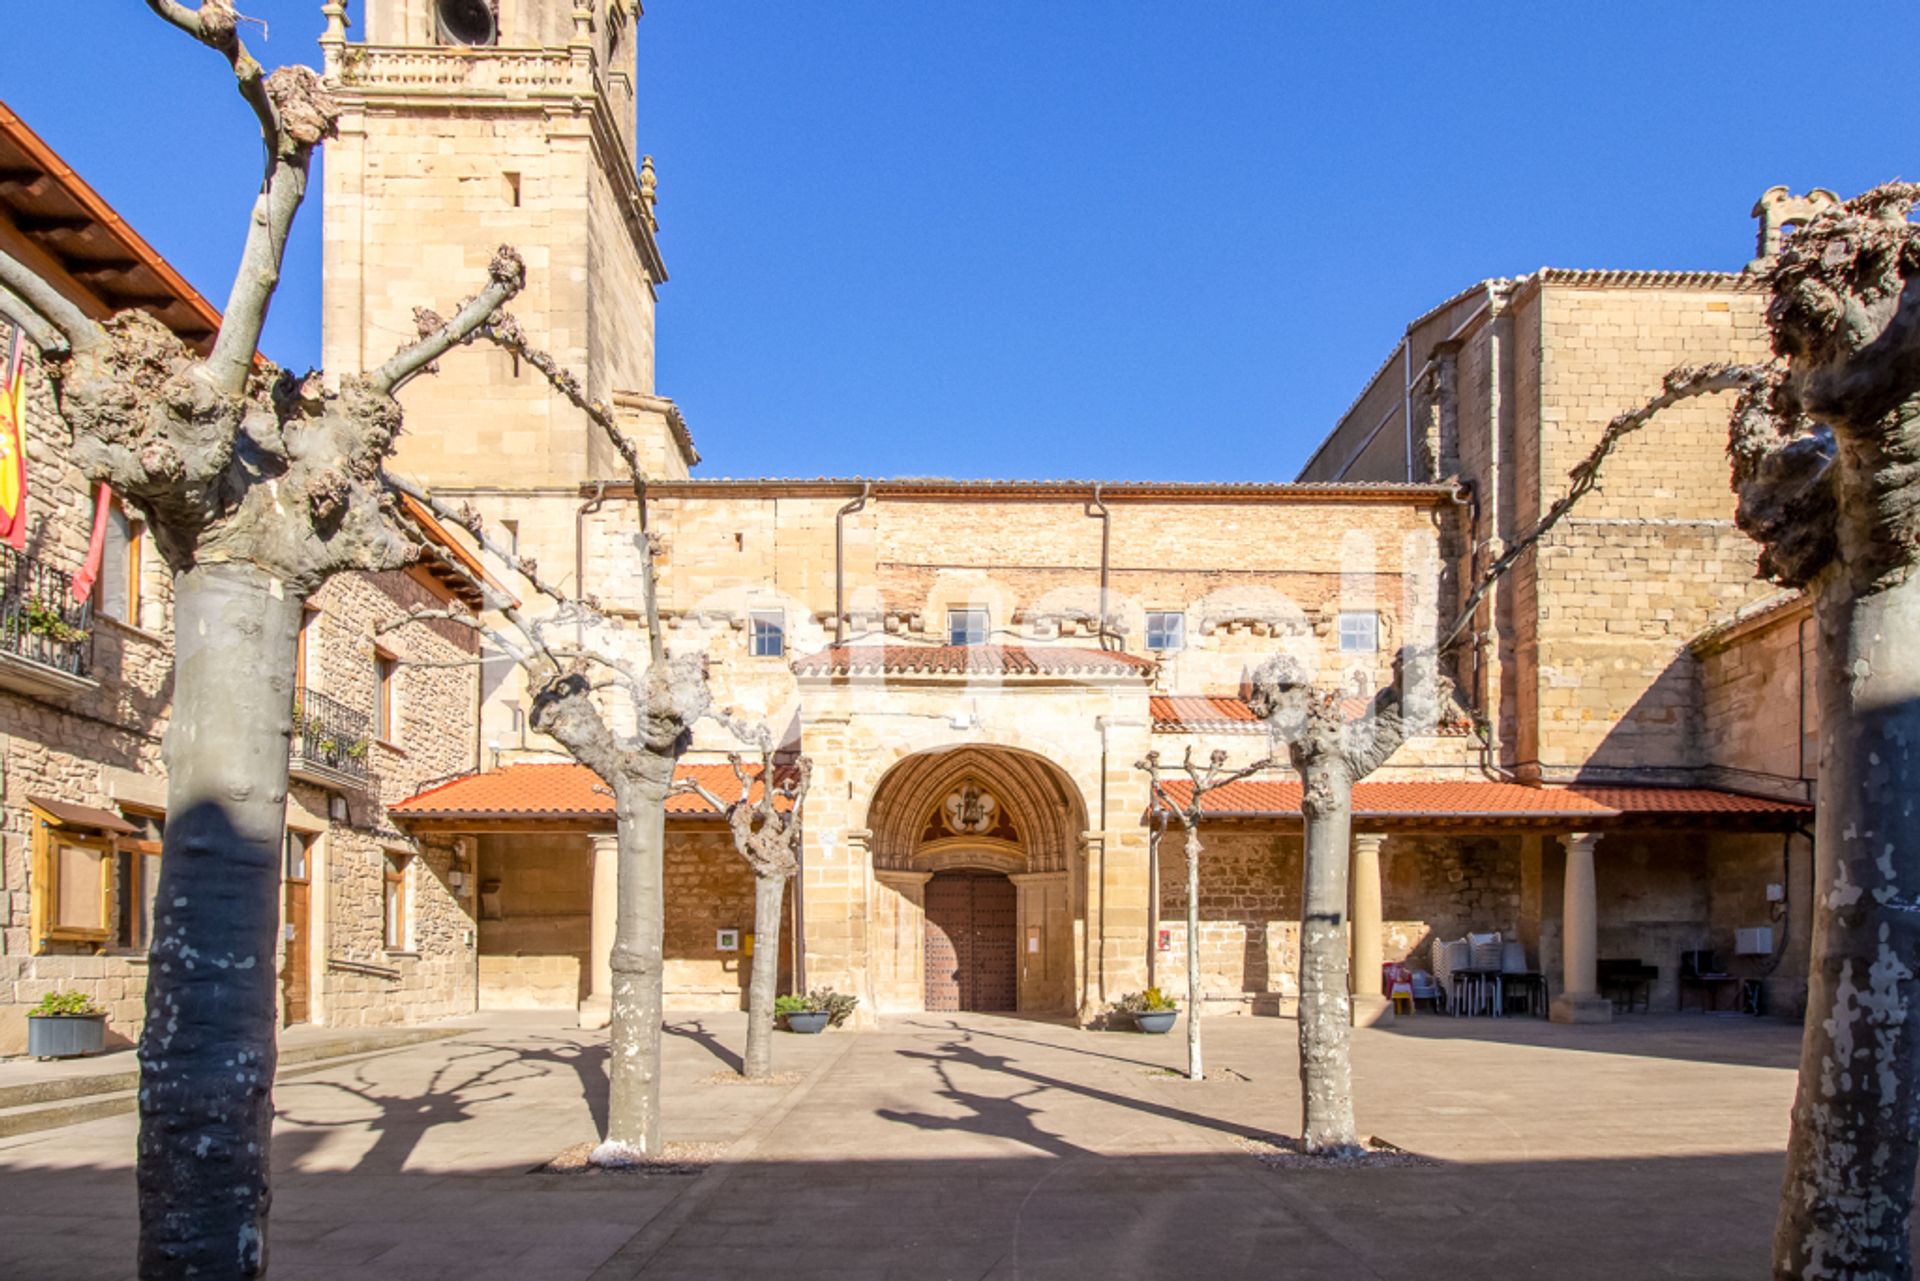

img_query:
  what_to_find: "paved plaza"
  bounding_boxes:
[0,1011,1810,1279]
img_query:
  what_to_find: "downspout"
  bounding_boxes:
[791,809,807,994]
[1084,483,1113,650]
[834,482,871,645]
[1402,338,1414,481]
[575,481,608,651]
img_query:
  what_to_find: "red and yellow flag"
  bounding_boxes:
[0,323,28,551]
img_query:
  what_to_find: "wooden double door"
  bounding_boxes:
[924,871,1017,1012]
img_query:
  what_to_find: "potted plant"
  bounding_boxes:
[1115,987,1179,1034]
[775,987,859,1034]
[26,991,108,1059]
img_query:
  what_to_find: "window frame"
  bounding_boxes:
[29,809,115,950]
[947,607,989,647]
[374,646,399,743]
[94,495,144,627]
[382,851,412,952]
[748,609,785,658]
[114,808,165,953]
[294,605,320,694]
[1338,611,1380,654]
[1145,610,1186,653]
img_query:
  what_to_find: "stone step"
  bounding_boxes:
[0,1027,461,1134]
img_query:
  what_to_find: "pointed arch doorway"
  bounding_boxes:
[865,745,1085,1016]
[923,869,1018,1012]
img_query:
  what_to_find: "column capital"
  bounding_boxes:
[589,831,621,855]
[1563,831,1601,854]
[1351,831,1387,854]
[874,868,933,887]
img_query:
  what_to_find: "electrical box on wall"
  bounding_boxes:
[1766,883,1785,902]
[1735,927,1773,956]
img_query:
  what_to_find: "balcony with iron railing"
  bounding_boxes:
[290,686,372,790]
[0,542,93,690]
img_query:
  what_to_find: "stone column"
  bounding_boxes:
[1550,832,1611,1023]
[1350,832,1389,1026]
[578,832,619,1030]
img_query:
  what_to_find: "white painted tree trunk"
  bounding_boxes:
[1184,826,1203,1081]
[598,765,670,1160]
[743,873,786,1080]
[1773,574,1920,1278]
[137,563,302,1279]
[1297,761,1359,1156]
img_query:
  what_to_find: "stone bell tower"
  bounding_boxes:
[319,0,695,488]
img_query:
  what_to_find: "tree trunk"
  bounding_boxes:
[1297,760,1360,1156]
[743,872,786,1080]
[137,563,302,1280]
[1184,826,1203,1081]
[1773,574,1920,1279]
[596,764,670,1162]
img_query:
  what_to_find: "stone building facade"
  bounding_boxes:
[329,2,1821,1030]
[0,104,486,1054]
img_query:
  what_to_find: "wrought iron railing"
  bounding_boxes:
[291,686,372,786]
[0,543,92,677]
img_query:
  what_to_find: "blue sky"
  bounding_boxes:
[3,3,1913,480]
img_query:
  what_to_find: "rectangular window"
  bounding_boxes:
[30,818,114,948]
[294,606,318,693]
[383,852,411,951]
[286,830,312,883]
[948,607,989,647]
[1145,611,1185,652]
[375,648,398,741]
[95,497,143,626]
[115,811,164,951]
[749,610,785,658]
[1338,611,1380,653]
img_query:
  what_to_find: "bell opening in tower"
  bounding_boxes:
[436,0,498,47]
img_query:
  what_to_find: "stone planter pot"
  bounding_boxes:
[783,1011,831,1034]
[27,1013,108,1059]
[1132,1010,1178,1034]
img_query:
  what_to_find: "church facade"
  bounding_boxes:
[0,1,1823,1054]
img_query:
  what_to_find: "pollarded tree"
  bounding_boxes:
[1138,747,1272,1082]
[1251,363,1770,1157]
[0,6,526,1276]
[675,722,812,1080]
[1720,184,1920,1281]
[388,313,707,1164]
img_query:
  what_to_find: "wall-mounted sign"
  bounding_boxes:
[0,322,29,551]
[716,928,740,952]
[1157,929,1171,952]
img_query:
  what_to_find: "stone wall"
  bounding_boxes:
[1154,830,1301,1015]
[0,339,484,1053]
[1694,597,1816,800]
[1379,834,1525,971]
[663,829,769,1012]
[477,832,591,1005]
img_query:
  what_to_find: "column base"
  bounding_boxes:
[1550,993,1613,1025]
[578,995,611,1030]
[1351,993,1392,1027]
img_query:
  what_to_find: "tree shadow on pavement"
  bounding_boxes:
[664,1019,744,1075]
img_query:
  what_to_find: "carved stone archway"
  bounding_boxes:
[864,745,1083,1014]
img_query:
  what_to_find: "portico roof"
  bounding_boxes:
[793,644,1155,680]
[391,761,792,829]
[1150,779,1810,831]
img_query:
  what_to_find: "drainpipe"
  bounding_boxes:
[575,481,608,651]
[1402,339,1415,481]
[834,482,871,645]
[1084,483,1113,650]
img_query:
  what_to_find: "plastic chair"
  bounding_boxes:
[1409,969,1442,1012]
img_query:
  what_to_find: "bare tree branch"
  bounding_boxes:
[476,316,667,660]
[0,246,103,355]
[1440,361,1771,653]
[374,248,528,394]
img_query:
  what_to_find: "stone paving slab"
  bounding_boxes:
[0,1008,1862,1279]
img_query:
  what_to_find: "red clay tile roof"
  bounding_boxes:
[1151,779,1810,824]
[1151,695,1262,731]
[793,644,1156,679]
[1149,693,1474,736]
[392,762,789,820]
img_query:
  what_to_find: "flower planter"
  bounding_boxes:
[1132,1010,1178,1034]
[27,1013,107,1059]
[783,1011,831,1034]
